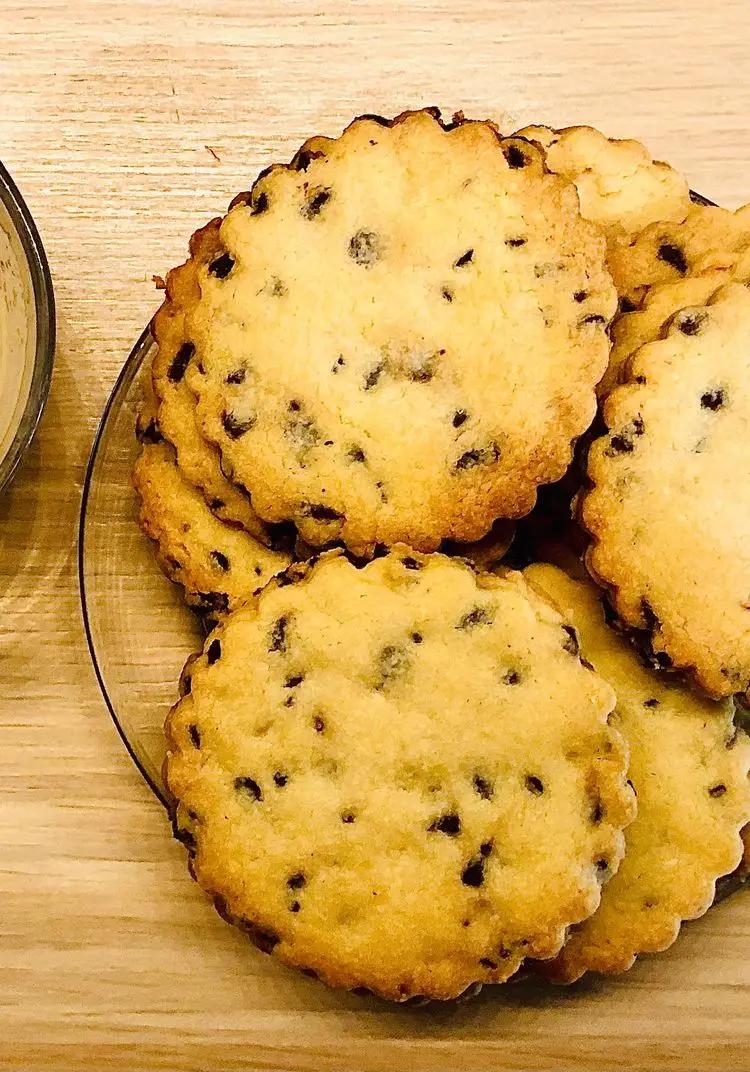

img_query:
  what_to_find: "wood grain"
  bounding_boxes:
[2,3,750,1069]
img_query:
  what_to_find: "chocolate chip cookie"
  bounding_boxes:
[516,124,690,244]
[181,108,616,555]
[165,550,635,1000]
[582,282,750,698]
[526,564,750,982]
[133,441,291,621]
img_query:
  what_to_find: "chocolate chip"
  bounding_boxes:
[210,550,230,572]
[347,445,366,463]
[332,355,346,374]
[472,774,493,800]
[209,252,235,278]
[480,841,493,857]
[457,605,494,630]
[221,410,255,439]
[287,872,306,889]
[525,775,544,795]
[701,388,725,411]
[273,771,288,788]
[167,341,195,383]
[269,616,289,654]
[349,230,380,266]
[454,249,474,268]
[677,310,707,336]
[226,367,246,385]
[452,409,468,428]
[454,443,501,470]
[303,503,343,522]
[289,901,301,913]
[285,673,304,689]
[251,191,269,215]
[709,783,727,798]
[595,857,610,874]
[401,556,423,571]
[504,144,529,168]
[561,625,579,656]
[606,416,644,456]
[302,187,332,219]
[429,813,461,836]
[574,290,588,303]
[189,724,201,748]
[207,638,222,665]
[502,669,521,685]
[442,287,454,302]
[363,361,385,390]
[657,242,687,275]
[313,715,325,733]
[643,698,660,708]
[506,237,526,248]
[234,776,262,801]
[461,857,485,887]
[411,632,423,644]
[341,812,356,824]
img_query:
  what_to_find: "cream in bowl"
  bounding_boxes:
[0,160,54,493]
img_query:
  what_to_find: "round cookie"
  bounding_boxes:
[582,282,750,698]
[150,220,268,540]
[608,203,750,306]
[165,549,635,1000]
[525,564,750,982]
[516,124,690,244]
[183,107,616,556]
[133,441,291,621]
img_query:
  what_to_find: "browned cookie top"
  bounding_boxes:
[180,108,616,555]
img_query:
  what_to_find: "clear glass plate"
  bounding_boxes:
[79,327,203,803]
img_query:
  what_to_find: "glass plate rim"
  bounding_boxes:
[78,188,719,808]
[77,321,170,807]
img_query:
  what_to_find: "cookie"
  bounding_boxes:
[165,549,635,1000]
[582,282,750,698]
[525,564,750,982]
[150,220,269,540]
[608,203,750,306]
[132,441,291,621]
[181,107,616,556]
[516,124,690,244]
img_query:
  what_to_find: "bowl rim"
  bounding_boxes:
[0,157,56,493]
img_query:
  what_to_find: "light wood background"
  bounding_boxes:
[2,3,750,1069]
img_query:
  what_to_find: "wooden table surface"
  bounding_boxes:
[2,3,750,1069]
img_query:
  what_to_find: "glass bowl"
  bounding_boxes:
[0,159,55,492]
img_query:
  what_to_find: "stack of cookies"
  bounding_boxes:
[133,109,750,1001]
